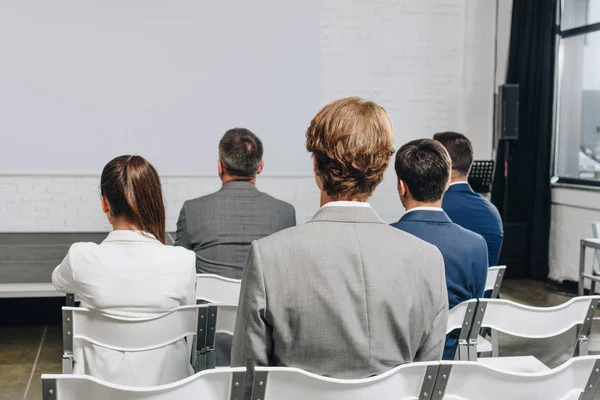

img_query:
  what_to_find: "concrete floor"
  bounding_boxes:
[0,280,582,399]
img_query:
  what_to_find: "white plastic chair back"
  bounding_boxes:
[41,367,246,400]
[438,356,600,400]
[215,305,237,336]
[484,265,506,298]
[474,296,599,339]
[592,223,600,275]
[196,274,241,305]
[469,296,600,359]
[251,362,439,400]
[64,305,200,351]
[447,299,477,334]
[62,305,203,373]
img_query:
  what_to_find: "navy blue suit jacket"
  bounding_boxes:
[391,209,488,360]
[442,183,503,266]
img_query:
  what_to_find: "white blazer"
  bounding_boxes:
[52,230,197,387]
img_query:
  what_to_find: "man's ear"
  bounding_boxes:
[101,194,110,215]
[256,160,264,175]
[398,180,408,198]
[217,160,224,176]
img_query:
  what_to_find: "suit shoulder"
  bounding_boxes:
[451,223,488,245]
[260,193,295,210]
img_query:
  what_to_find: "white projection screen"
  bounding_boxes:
[0,1,320,176]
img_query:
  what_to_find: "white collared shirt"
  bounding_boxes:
[449,181,469,187]
[403,206,444,215]
[320,201,372,209]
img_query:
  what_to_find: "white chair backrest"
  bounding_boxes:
[446,299,477,334]
[472,296,600,339]
[215,305,237,336]
[41,367,246,400]
[196,274,241,306]
[593,223,600,274]
[64,305,201,352]
[484,265,506,296]
[252,362,439,400]
[439,356,600,400]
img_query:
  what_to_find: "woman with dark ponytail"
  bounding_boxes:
[52,155,196,387]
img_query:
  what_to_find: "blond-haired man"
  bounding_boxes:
[231,97,448,396]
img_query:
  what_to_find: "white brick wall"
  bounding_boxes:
[0,0,497,232]
[0,175,401,232]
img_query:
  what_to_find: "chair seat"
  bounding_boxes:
[477,335,492,353]
[477,356,550,373]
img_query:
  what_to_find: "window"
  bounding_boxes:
[555,0,600,184]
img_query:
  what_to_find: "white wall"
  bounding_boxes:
[0,0,503,232]
[550,187,600,283]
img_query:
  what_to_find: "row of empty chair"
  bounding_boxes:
[43,355,600,400]
[448,295,600,373]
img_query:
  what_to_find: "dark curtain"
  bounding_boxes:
[491,0,556,279]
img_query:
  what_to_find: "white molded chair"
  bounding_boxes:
[251,362,440,400]
[590,223,600,295]
[196,304,238,370]
[477,265,508,356]
[42,367,246,400]
[196,274,241,305]
[436,355,600,400]
[484,265,506,298]
[467,296,600,371]
[61,305,204,374]
[446,299,477,360]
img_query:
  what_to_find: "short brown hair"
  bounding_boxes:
[306,97,395,199]
[100,155,166,244]
[219,128,263,177]
[433,132,473,176]
[395,139,451,202]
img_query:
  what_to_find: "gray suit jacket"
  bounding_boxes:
[231,205,448,397]
[175,181,296,279]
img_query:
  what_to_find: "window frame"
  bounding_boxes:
[552,0,600,188]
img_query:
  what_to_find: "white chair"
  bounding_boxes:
[61,305,204,374]
[196,304,238,370]
[446,299,477,360]
[41,367,246,400]
[485,265,506,298]
[467,296,600,372]
[195,274,241,370]
[251,362,441,400]
[196,274,241,305]
[590,223,600,295]
[477,265,507,356]
[436,355,600,400]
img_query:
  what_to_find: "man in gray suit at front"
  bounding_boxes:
[175,128,296,279]
[231,97,448,397]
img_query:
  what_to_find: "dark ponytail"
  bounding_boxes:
[100,155,166,244]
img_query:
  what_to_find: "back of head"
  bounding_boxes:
[395,139,451,202]
[306,97,395,200]
[433,132,473,177]
[100,155,166,244]
[219,128,263,178]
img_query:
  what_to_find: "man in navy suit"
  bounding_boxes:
[391,139,488,360]
[434,132,503,266]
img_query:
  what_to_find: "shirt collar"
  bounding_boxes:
[320,201,372,209]
[403,206,444,215]
[449,181,469,187]
[102,230,160,244]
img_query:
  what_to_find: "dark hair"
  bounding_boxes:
[394,139,451,202]
[306,97,395,200]
[100,155,166,244]
[218,128,263,178]
[433,131,473,176]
